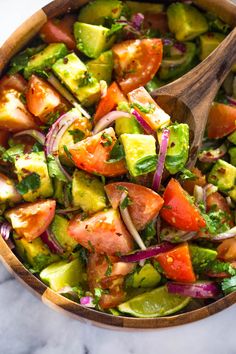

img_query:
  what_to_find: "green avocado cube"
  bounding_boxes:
[72,170,107,214]
[78,0,123,25]
[13,233,59,272]
[167,3,208,41]
[229,187,236,202]
[228,130,236,145]
[120,134,157,177]
[74,22,115,59]
[127,1,164,14]
[40,258,85,292]
[86,50,114,83]
[229,147,236,166]
[126,264,161,288]
[189,245,217,273]
[115,116,142,136]
[24,43,68,79]
[51,215,77,253]
[14,151,53,202]
[199,33,225,61]
[208,159,236,192]
[52,53,101,106]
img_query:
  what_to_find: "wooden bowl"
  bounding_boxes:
[0,0,236,329]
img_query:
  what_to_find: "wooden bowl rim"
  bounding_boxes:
[0,0,236,329]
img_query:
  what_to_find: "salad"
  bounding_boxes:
[0,0,235,319]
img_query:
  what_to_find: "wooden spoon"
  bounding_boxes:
[152,27,236,167]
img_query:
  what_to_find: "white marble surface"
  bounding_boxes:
[0,1,236,353]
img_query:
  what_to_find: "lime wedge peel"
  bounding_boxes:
[118,286,190,318]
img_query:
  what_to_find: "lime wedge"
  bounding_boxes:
[118,286,190,318]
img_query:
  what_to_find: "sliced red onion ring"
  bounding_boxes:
[56,207,81,214]
[212,226,236,241]
[152,128,170,192]
[226,196,235,208]
[93,111,131,134]
[227,95,236,106]
[131,13,144,30]
[41,229,64,254]
[161,227,197,243]
[173,42,186,54]
[47,74,91,119]
[119,191,146,250]
[120,242,174,263]
[167,281,220,298]
[14,129,45,145]
[204,183,218,198]
[0,222,12,240]
[131,109,155,135]
[162,38,174,46]
[194,185,206,205]
[198,144,227,163]
[80,296,95,307]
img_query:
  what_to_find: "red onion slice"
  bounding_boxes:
[120,242,174,263]
[131,13,144,30]
[161,227,197,243]
[131,109,155,135]
[93,111,131,134]
[56,207,81,214]
[152,128,170,192]
[204,183,218,198]
[227,96,236,106]
[41,229,64,254]
[80,296,95,307]
[0,222,12,240]
[14,129,45,145]
[212,226,236,241]
[198,144,227,163]
[167,281,220,298]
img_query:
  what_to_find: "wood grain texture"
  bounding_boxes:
[0,0,236,329]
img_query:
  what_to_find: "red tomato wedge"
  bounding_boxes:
[88,253,134,309]
[69,127,127,177]
[113,38,163,94]
[160,179,206,232]
[143,12,169,34]
[39,15,76,50]
[5,200,56,242]
[0,130,9,147]
[217,238,236,262]
[0,89,37,132]
[155,243,196,282]
[182,167,206,195]
[128,86,170,130]
[26,75,68,122]
[68,209,134,255]
[94,82,127,123]
[207,103,236,139]
[105,182,164,230]
[0,74,27,93]
[206,192,233,226]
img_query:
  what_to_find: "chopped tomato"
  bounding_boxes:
[113,38,163,94]
[26,75,68,122]
[39,15,76,50]
[94,82,127,123]
[5,200,56,242]
[68,209,134,255]
[69,127,127,177]
[160,178,206,231]
[206,192,233,226]
[155,243,196,282]
[0,74,27,93]
[105,182,164,230]
[128,86,170,130]
[182,167,206,195]
[0,130,9,147]
[88,253,134,308]
[143,12,169,34]
[207,103,236,139]
[217,238,236,262]
[0,89,37,132]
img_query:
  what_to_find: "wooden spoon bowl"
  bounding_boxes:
[0,0,236,329]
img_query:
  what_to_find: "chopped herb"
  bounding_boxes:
[1,144,24,163]
[199,202,231,235]
[88,240,95,253]
[19,94,27,105]
[104,254,113,277]
[101,132,113,147]
[93,287,104,306]
[46,111,60,126]
[107,141,125,163]
[68,129,85,143]
[78,72,93,87]
[179,168,197,181]
[32,142,43,152]
[141,220,157,247]
[132,102,156,114]
[16,172,40,195]
[116,185,128,192]
[221,275,236,295]
[100,176,106,185]
[135,155,157,175]
[8,45,46,74]
[63,145,73,161]
[47,154,68,182]
[208,260,236,277]
[107,22,126,38]
[117,101,131,113]
[33,69,49,79]
[120,193,132,210]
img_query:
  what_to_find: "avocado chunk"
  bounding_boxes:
[115,116,142,136]
[199,33,225,61]
[160,123,189,174]
[14,151,53,202]
[167,3,208,41]
[53,179,65,205]
[74,22,115,59]
[229,147,236,166]
[189,244,217,273]
[126,263,161,288]
[0,173,21,204]
[14,233,59,272]
[52,53,101,106]
[229,187,236,202]
[120,134,157,177]
[40,257,85,292]
[228,130,236,145]
[127,1,164,14]
[159,42,196,80]
[72,170,107,214]
[145,77,164,93]
[78,0,123,25]
[86,51,113,83]
[51,215,77,253]
[24,43,68,79]
[208,159,236,193]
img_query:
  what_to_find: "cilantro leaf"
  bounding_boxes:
[1,144,24,163]
[120,194,132,210]
[104,254,113,277]
[132,102,156,114]
[107,23,126,38]
[8,45,46,75]
[68,129,85,143]
[179,168,197,181]
[78,72,93,87]
[101,132,113,147]
[221,275,236,295]
[141,220,157,247]
[107,141,125,163]
[47,154,68,182]
[135,155,157,175]
[16,173,40,195]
